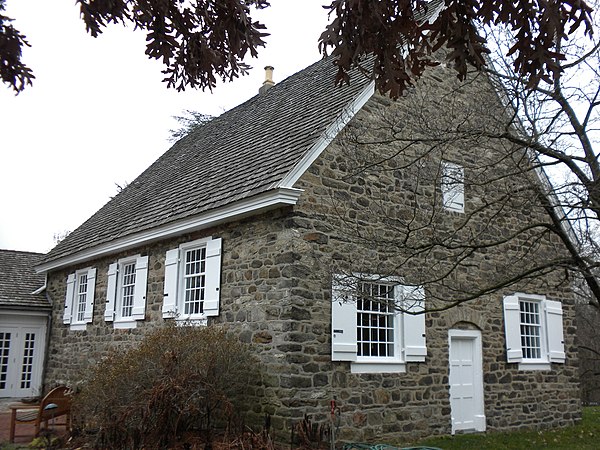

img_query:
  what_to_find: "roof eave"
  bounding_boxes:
[0,304,52,312]
[36,186,304,274]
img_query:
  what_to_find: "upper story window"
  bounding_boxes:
[63,267,96,331]
[162,236,222,324]
[441,161,464,212]
[105,255,149,329]
[331,275,427,373]
[503,293,566,370]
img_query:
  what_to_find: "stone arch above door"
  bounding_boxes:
[445,308,486,330]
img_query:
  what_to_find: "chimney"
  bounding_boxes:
[259,66,275,94]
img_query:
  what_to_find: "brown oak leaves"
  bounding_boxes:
[1,0,595,96]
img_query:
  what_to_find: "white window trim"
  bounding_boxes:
[503,293,565,371]
[331,274,426,374]
[64,267,96,331]
[441,161,465,213]
[105,255,149,329]
[178,239,209,323]
[115,255,137,328]
[354,282,404,372]
[163,236,222,325]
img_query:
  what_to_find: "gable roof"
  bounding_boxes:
[38,57,374,272]
[0,249,49,309]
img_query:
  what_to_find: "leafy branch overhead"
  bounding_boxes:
[319,0,595,98]
[0,0,595,96]
[0,0,34,93]
[77,0,270,91]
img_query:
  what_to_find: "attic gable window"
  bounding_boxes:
[503,293,566,371]
[63,267,96,331]
[441,161,464,212]
[162,236,222,324]
[105,255,149,329]
[331,275,427,374]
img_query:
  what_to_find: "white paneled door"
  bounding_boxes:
[0,315,47,398]
[448,329,486,433]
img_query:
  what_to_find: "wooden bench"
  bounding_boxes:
[9,386,72,443]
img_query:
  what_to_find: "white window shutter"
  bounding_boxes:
[545,300,566,363]
[104,263,118,322]
[63,273,75,324]
[331,283,358,361]
[162,248,179,318]
[203,238,222,316]
[83,268,96,323]
[503,295,523,363]
[131,256,149,320]
[402,286,427,362]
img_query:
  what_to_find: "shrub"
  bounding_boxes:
[73,324,262,449]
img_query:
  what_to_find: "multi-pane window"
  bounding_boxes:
[0,332,10,390]
[162,237,222,322]
[20,333,35,389]
[183,247,207,315]
[331,275,427,372]
[76,273,88,322]
[503,293,565,369]
[64,267,96,328]
[106,256,148,326]
[357,282,396,358]
[520,300,542,359]
[120,262,136,318]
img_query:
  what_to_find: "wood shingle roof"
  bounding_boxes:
[41,56,372,269]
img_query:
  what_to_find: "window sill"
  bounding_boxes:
[517,361,551,371]
[114,320,138,329]
[176,317,208,327]
[69,323,87,331]
[351,362,406,374]
[443,206,464,213]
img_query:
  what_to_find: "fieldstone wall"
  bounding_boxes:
[266,61,580,442]
[44,60,580,445]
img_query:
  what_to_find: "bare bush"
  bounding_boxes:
[72,324,262,449]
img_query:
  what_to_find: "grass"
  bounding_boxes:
[2,407,599,449]
[408,406,600,450]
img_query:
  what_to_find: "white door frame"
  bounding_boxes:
[448,329,486,434]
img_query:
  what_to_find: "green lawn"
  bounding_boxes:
[408,406,600,450]
[3,407,599,449]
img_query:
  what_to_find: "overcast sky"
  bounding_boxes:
[0,0,329,253]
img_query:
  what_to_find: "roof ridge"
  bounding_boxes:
[0,248,45,256]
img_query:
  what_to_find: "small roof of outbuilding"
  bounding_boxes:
[0,249,49,309]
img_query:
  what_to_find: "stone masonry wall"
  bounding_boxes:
[267,62,580,442]
[44,61,580,445]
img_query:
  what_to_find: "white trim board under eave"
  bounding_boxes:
[35,187,303,274]
[278,81,375,188]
